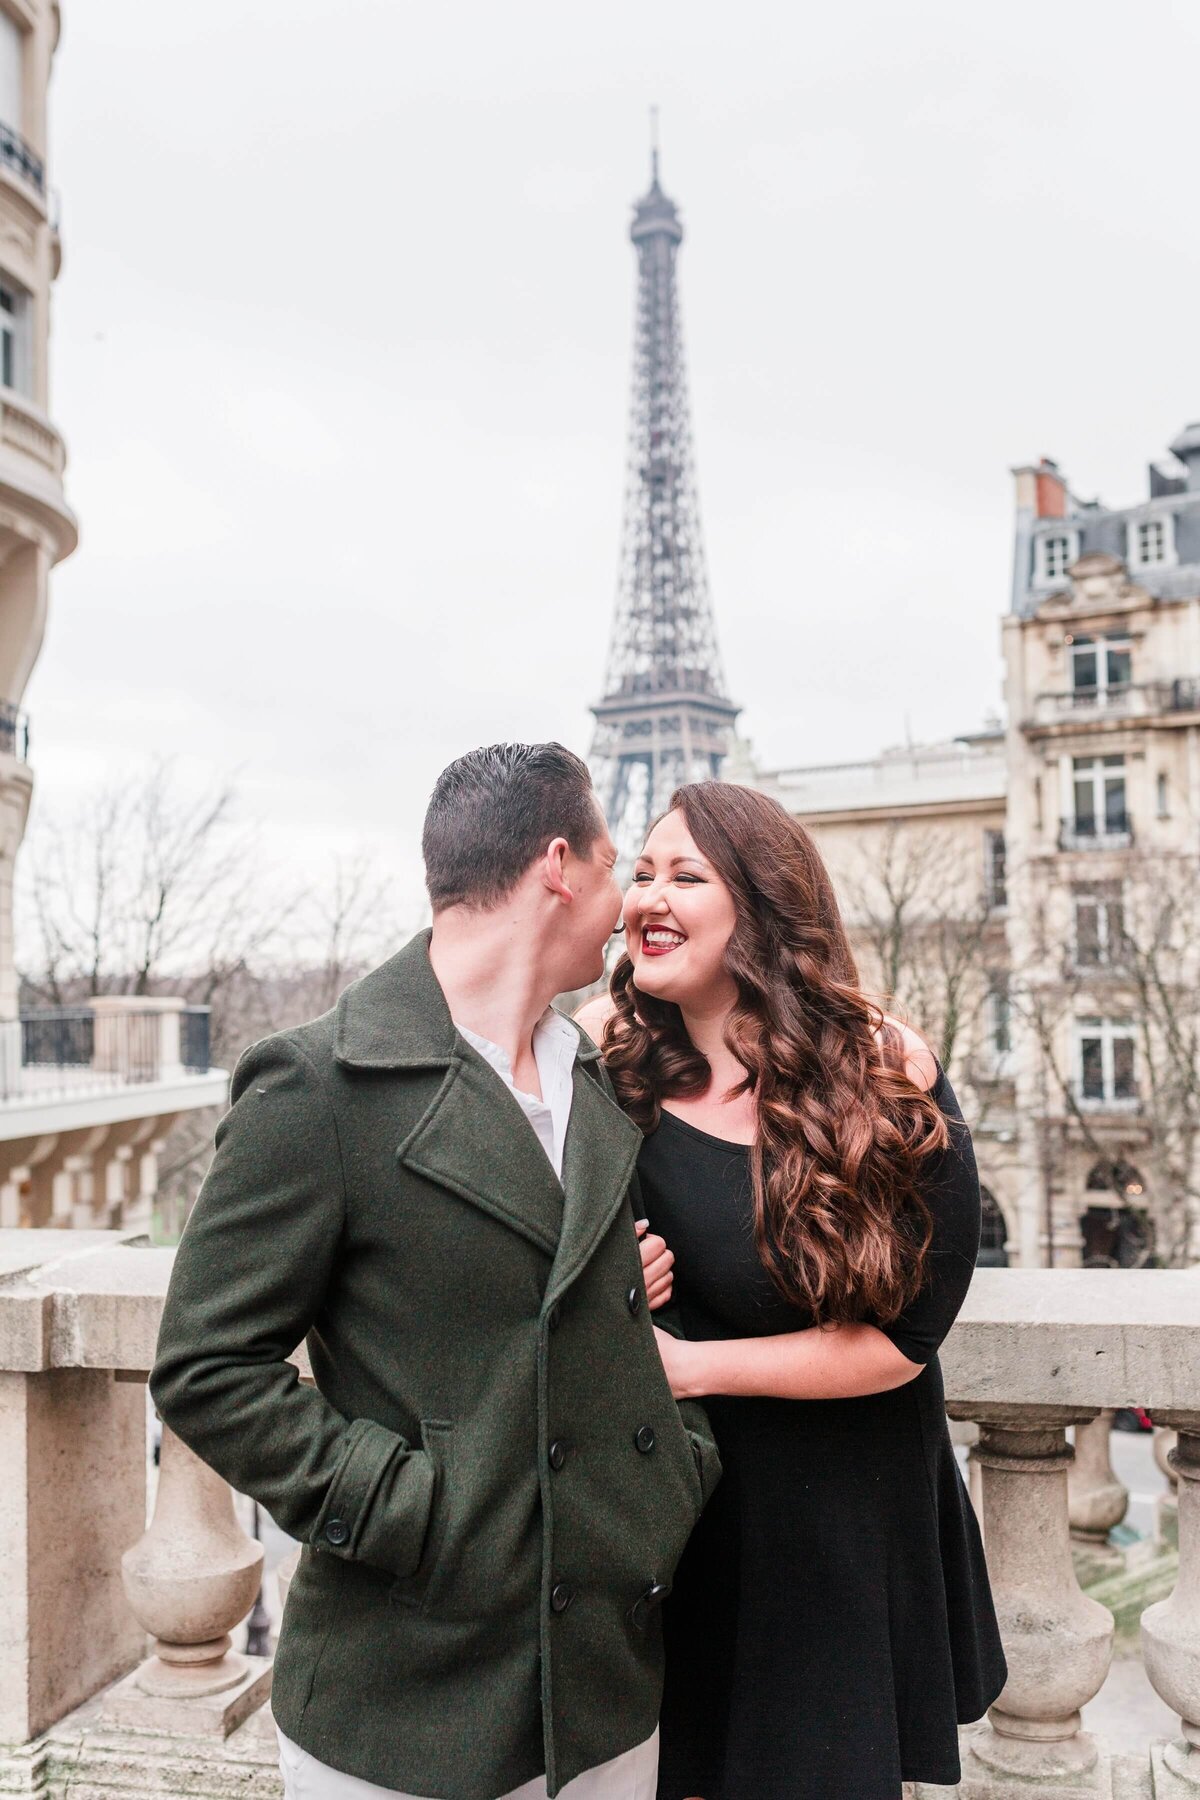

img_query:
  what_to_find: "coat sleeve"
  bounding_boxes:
[628,1169,722,1507]
[149,1033,435,1578]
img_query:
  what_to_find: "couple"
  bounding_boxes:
[151,743,1005,1800]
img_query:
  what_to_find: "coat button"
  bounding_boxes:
[634,1424,656,1454]
[550,1581,574,1613]
[629,1580,671,1633]
[548,1439,568,1471]
[324,1518,350,1547]
[547,1304,561,1332]
[626,1285,642,1316]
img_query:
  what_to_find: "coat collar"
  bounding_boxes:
[342,933,635,1276]
[334,930,603,1071]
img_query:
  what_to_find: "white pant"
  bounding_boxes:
[276,1726,659,1800]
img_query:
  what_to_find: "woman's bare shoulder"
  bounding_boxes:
[573,992,617,1047]
[878,1015,939,1092]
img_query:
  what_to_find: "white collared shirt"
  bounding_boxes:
[453,1008,579,1179]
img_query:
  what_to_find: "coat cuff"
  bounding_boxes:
[311,1418,436,1578]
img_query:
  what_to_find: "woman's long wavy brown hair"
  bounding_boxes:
[603,781,949,1327]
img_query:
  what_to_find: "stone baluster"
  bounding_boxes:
[1156,1424,1181,1549]
[949,1404,1115,1788]
[108,1424,271,1736]
[1142,1412,1200,1789]
[1068,1411,1129,1571]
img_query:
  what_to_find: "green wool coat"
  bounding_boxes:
[150,932,720,1800]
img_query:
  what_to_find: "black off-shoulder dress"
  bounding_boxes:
[638,1068,1006,1800]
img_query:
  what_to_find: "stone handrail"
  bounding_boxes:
[1,1235,1197,1798]
[0,392,65,478]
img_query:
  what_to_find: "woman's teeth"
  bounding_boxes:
[642,929,686,955]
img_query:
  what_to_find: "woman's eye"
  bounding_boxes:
[631,872,652,884]
[674,874,701,885]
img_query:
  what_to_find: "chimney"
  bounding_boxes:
[1012,457,1068,520]
[1168,423,1200,492]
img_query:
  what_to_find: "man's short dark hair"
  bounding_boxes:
[422,742,604,911]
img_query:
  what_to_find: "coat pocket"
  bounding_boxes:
[686,1427,722,1512]
[389,1419,454,1615]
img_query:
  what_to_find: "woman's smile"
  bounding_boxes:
[641,926,688,957]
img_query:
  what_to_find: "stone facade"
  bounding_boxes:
[755,428,1200,1273]
[0,4,227,1230]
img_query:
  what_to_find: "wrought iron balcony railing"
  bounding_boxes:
[0,1002,213,1103]
[0,120,45,195]
[1058,813,1134,852]
[1032,676,1200,727]
[0,701,29,760]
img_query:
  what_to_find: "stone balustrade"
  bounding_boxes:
[0,1234,1197,1800]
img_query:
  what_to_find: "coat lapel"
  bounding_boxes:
[335,932,641,1273]
[397,1049,566,1258]
[337,931,567,1257]
[546,1058,642,1308]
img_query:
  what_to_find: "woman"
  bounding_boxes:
[580,781,1006,1800]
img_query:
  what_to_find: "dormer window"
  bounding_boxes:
[1035,531,1078,584]
[1128,513,1175,570]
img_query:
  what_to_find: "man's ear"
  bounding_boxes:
[542,836,574,904]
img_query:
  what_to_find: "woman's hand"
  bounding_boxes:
[653,1325,704,1399]
[636,1219,674,1310]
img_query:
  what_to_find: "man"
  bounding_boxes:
[151,742,720,1800]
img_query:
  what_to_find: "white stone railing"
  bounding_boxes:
[0,392,65,478]
[0,1236,1197,1799]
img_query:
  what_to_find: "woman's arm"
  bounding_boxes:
[653,1320,925,1401]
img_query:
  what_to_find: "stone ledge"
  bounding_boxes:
[1,1685,283,1800]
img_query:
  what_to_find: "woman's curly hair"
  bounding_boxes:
[602,781,950,1327]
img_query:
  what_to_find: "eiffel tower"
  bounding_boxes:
[590,134,740,857]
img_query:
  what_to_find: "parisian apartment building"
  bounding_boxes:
[0,0,226,1232]
[754,424,1200,1273]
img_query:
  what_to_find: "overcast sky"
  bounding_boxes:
[26,0,1200,920]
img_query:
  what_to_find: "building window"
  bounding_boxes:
[1156,771,1169,818]
[986,974,1011,1061]
[0,280,30,396]
[1071,754,1128,839]
[984,829,1007,909]
[1035,531,1078,584]
[0,13,21,137]
[1066,632,1131,702]
[977,1188,1009,1267]
[1128,514,1175,570]
[1076,1017,1137,1105]
[1081,1162,1152,1267]
[1073,882,1125,967]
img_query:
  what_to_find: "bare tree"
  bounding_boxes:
[17,762,413,1237]
[840,821,1001,1076]
[21,762,284,1008]
[1009,848,1200,1269]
